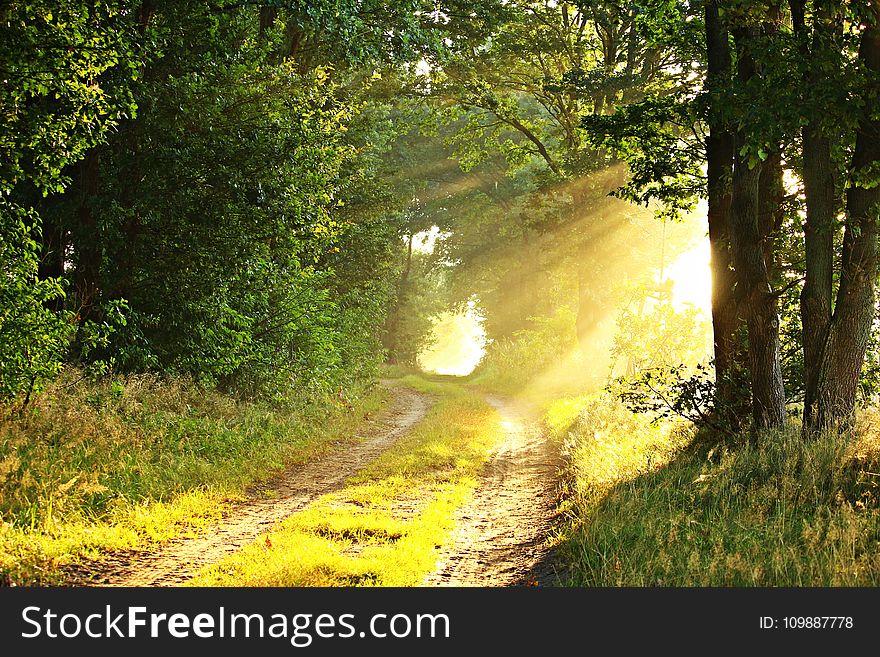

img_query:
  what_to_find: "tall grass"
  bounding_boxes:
[0,368,383,584]
[558,393,880,586]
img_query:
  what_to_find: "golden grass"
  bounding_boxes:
[555,393,880,586]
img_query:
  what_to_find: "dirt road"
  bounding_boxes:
[425,396,564,586]
[65,384,564,587]
[66,385,432,586]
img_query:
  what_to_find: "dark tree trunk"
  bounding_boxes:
[74,150,101,324]
[107,1,155,303]
[137,0,155,34]
[815,17,880,429]
[384,234,414,364]
[38,213,66,312]
[791,0,837,430]
[728,26,786,429]
[758,150,784,281]
[259,6,277,38]
[801,126,836,427]
[704,1,747,425]
[729,152,786,429]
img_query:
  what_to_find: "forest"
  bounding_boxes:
[1,0,880,588]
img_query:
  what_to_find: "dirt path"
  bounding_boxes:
[425,395,565,586]
[67,384,432,586]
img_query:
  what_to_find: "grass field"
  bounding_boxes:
[552,392,880,586]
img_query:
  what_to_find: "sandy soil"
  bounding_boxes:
[424,395,566,586]
[64,384,433,586]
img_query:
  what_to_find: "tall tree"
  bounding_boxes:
[791,0,840,429]
[704,0,747,425]
[727,11,787,429]
[814,4,880,428]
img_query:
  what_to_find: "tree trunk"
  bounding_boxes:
[758,150,783,281]
[704,1,747,426]
[791,0,837,430]
[74,150,101,324]
[728,27,786,429]
[259,6,277,38]
[38,213,66,312]
[815,16,880,429]
[384,234,414,364]
[800,126,836,427]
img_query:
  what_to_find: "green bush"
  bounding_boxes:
[0,204,74,405]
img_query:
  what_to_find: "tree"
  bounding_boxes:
[583,1,880,433]
[0,0,509,401]
[416,0,691,350]
[725,8,787,428]
[0,1,141,402]
[813,3,880,428]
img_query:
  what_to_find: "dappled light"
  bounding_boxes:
[6,0,880,606]
[462,198,714,404]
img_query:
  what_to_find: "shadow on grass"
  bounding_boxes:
[558,423,880,587]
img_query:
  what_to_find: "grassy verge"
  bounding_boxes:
[188,377,503,586]
[0,370,384,585]
[555,393,880,586]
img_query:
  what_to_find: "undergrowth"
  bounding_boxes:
[555,393,880,586]
[0,369,382,585]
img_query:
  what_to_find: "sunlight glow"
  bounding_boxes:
[412,225,444,253]
[665,237,712,317]
[418,305,486,377]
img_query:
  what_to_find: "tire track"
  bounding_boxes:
[425,395,564,586]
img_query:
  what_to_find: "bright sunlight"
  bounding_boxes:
[665,236,712,317]
[418,305,486,376]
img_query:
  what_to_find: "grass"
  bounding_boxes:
[0,369,385,585]
[188,377,503,586]
[555,392,880,586]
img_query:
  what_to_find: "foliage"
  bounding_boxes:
[0,1,141,404]
[78,14,359,393]
[610,301,711,374]
[472,305,590,394]
[609,363,721,434]
[581,96,704,221]
[0,1,140,196]
[0,204,74,404]
[383,247,447,367]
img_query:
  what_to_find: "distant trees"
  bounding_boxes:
[412,0,692,351]
[3,0,877,437]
